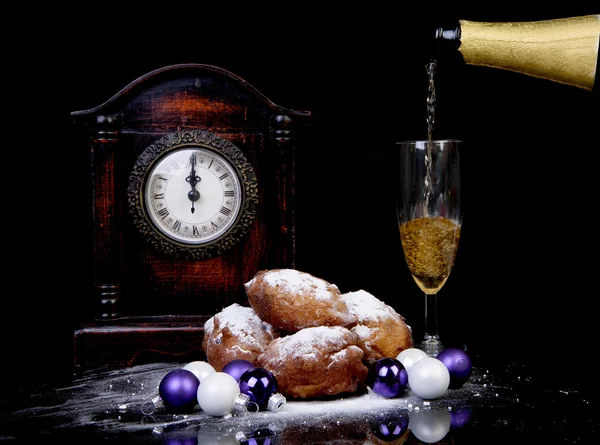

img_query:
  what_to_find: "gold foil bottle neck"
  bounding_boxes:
[459,14,600,91]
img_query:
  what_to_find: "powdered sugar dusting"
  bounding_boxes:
[261,269,339,301]
[329,349,349,364]
[281,389,407,414]
[14,359,495,442]
[342,289,400,322]
[214,303,259,331]
[265,326,352,363]
[207,303,275,352]
[352,324,375,344]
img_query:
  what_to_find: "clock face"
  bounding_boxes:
[144,147,242,245]
[128,130,259,259]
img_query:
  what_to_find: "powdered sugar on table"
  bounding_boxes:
[6,360,507,443]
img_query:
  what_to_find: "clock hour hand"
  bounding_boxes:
[186,153,201,213]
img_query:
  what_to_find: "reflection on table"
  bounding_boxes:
[0,353,595,444]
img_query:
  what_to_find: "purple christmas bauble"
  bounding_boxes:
[242,427,276,445]
[238,367,278,411]
[158,369,200,413]
[436,348,473,389]
[368,358,408,398]
[450,406,472,429]
[222,359,254,382]
[370,412,409,441]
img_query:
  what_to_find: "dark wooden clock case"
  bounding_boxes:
[71,64,310,370]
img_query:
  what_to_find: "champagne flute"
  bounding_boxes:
[395,139,462,357]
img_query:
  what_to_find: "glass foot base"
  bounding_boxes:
[417,338,469,357]
[419,338,444,357]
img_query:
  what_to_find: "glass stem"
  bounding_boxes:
[424,292,440,342]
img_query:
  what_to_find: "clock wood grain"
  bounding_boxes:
[71,64,310,369]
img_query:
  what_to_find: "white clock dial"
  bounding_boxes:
[143,147,242,244]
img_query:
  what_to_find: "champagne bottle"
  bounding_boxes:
[435,14,600,92]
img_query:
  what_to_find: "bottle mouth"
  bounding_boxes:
[435,25,461,41]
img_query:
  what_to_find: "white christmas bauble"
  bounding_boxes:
[183,360,216,382]
[396,348,428,373]
[407,357,450,400]
[409,408,451,442]
[197,372,240,416]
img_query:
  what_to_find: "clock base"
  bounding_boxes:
[73,315,210,370]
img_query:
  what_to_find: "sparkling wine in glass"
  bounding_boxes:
[394,139,462,356]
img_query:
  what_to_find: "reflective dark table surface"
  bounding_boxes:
[0,347,597,444]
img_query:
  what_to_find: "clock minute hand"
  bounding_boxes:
[186,154,201,213]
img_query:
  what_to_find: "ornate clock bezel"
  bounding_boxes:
[127,129,259,260]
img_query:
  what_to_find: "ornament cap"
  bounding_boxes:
[140,394,163,415]
[267,392,287,412]
[232,392,251,415]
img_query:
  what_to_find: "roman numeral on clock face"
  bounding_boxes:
[141,145,247,247]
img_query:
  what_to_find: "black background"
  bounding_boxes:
[6,6,599,389]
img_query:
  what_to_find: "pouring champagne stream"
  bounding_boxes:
[396,60,462,357]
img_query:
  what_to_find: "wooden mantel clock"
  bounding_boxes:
[71,64,310,370]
